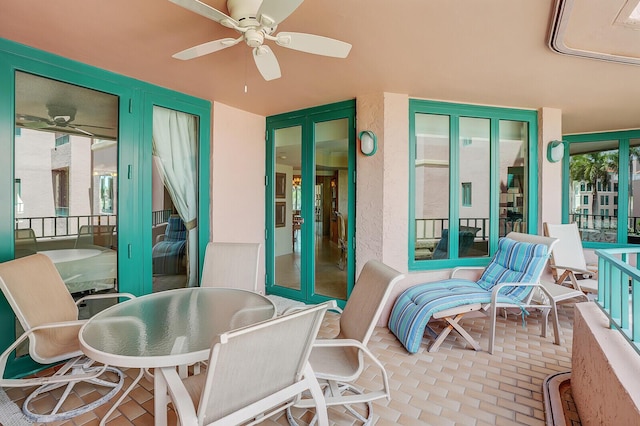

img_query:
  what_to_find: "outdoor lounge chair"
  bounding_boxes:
[200,242,261,292]
[543,222,598,295]
[156,302,331,426]
[288,260,404,425]
[431,226,480,259]
[152,214,187,275]
[388,232,560,354]
[0,254,135,422]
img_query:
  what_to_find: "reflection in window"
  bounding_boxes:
[52,168,69,217]
[14,179,23,214]
[461,182,472,206]
[569,148,618,243]
[99,175,114,213]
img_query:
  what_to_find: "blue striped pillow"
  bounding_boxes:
[476,237,549,301]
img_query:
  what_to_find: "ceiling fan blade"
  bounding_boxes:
[276,32,352,58]
[257,0,304,27]
[69,125,95,137]
[168,0,238,27]
[73,123,116,130]
[253,46,281,81]
[22,120,51,130]
[173,38,240,60]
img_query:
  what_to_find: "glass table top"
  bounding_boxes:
[79,287,276,368]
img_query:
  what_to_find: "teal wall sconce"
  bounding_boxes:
[547,140,565,163]
[359,130,377,156]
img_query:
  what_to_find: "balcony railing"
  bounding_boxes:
[15,209,172,239]
[415,217,524,242]
[596,247,640,355]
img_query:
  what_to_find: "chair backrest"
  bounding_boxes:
[164,215,187,243]
[75,224,115,248]
[201,242,261,292]
[543,222,589,271]
[432,226,480,259]
[197,302,329,425]
[339,260,404,345]
[14,228,38,257]
[475,232,558,301]
[0,254,80,363]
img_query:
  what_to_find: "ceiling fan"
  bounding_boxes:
[16,104,113,137]
[169,0,352,81]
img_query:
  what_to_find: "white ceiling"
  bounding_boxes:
[2,0,640,135]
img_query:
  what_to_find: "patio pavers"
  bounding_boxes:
[6,301,580,425]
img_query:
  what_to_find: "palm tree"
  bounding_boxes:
[569,152,616,216]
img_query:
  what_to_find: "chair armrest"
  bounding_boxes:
[489,282,551,308]
[313,338,390,400]
[0,319,102,387]
[75,292,136,306]
[450,266,485,279]
[549,264,592,274]
[159,367,198,425]
[282,300,342,315]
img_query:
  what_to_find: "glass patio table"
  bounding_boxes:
[79,287,277,425]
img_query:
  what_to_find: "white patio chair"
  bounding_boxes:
[0,253,135,423]
[156,302,331,426]
[200,242,261,293]
[288,260,404,425]
[543,222,598,294]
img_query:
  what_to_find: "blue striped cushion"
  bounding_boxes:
[476,237,549,301]
[388,237,549,354]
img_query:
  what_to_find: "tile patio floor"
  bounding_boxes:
[6,301,582,425]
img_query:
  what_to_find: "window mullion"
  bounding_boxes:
[619,138,630,243]
[450,114,460,258]
[489,117,500,254]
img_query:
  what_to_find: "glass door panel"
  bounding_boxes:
[314,118,349,299]
[414,113,450,261]
[459,117,490,258]
[150,106,199,292]
[499,120,529,236]
[13,72,119,354]
[274,125,303,292]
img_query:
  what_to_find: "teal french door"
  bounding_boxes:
[266,100,356,307]
[0,38,210,378]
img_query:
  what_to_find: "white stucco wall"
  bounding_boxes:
[538,107,563,228]
[210,101,266,291]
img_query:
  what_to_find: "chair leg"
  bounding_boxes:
[98,368,144,426]
[540,307,549,338]
[549,303,561,345]
[429,314,481,352]
[489,307,497,354]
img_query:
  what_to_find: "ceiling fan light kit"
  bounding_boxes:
[169,0,352,81]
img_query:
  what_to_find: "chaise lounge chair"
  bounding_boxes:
[543,222,598,295]
[388,232,559,354]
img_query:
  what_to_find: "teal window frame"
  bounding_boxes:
[409,99,539,271]
[561,129,640,248]
[583,195,589,204]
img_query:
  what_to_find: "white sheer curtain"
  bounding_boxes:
[152,106,198,287]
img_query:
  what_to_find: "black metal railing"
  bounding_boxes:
[15,209,173,239]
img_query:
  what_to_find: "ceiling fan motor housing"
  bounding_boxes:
[227,0,262,21]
